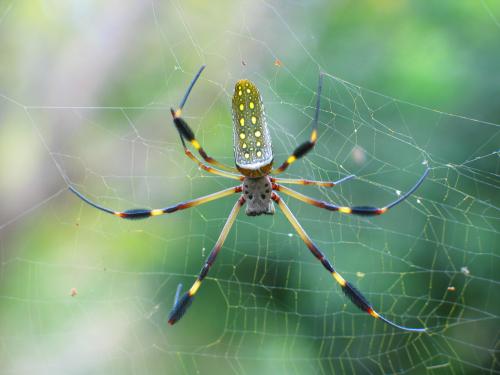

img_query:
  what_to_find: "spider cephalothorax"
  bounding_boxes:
[70,65,429,332]
[242,176,274,216]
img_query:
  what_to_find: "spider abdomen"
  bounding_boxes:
[232,79,273,177]
[243,176,274,216]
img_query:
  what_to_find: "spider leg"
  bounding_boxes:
[173,283,184,308]
[272,72,323,175]
[171,65,239,173]
[168,196,245,325]
[272,192,425,332]
[271,174,355,188]
[177,132,243,181]
[69,185,242,220]
[274,168,429,216]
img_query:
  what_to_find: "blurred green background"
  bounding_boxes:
[0,1,499,374]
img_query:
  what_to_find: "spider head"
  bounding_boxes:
[231,79,273,177]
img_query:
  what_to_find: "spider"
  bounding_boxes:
[70,66,429,332]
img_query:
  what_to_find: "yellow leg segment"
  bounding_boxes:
[70,185,242,220]
[171,65,240,174]
[272,192,425,332]
[183,147,243,181]
[274,168,429,216]
[271,174,355,188]
[272,74,323,175]
[168,197,245,325]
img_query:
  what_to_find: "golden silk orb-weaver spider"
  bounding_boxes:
[69,65,429,332]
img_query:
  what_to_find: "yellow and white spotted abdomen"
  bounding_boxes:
[231,79,273,177]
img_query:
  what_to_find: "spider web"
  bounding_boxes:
[1,1,499,374]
